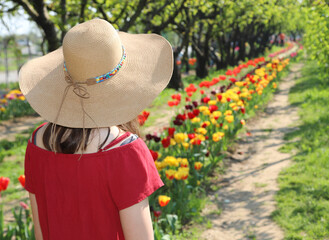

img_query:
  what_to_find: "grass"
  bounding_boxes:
[0,82,19,92]
[273,61,329,239]
[0,126,38,204]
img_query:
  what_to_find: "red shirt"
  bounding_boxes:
[24,126,164,240]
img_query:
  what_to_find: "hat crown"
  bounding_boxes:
[63,19,122,82]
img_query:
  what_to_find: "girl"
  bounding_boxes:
[19,19,173,240]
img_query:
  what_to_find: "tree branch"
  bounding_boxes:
[121,0,148,31]
[92,0,109,21]
[79,0,88,22]
[11,0,39,21]
[112,0,129,24]
[149,0,186,33]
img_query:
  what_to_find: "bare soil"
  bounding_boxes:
[0,116,43,141]
[201,63,303,240]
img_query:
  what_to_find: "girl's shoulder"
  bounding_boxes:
[30,123,139,154]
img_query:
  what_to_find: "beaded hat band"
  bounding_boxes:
[63,46,126,86]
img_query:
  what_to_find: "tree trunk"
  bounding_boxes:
[196,50,208,78]
[167,48,183,90]
[4,40,9,89]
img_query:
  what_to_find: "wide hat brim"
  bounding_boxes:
[19,32,173,128]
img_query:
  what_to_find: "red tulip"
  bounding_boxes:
[193,109,200,116]
[173,119,183,126]
[201,123,208,128]
[142,111,150,119]
[161,137,171,148]
[229,78,237,83]
[149,150,159,161]
[185,105,193,110]
[0,177,10,192]
[202,97,210,104]
[168,101,175,107]
[191,139,201,145]
[138,115,146,126]
[153,210,162,218]
[188,112,195,119]
[219,75,226,80]
[18,175,25,188]
[167,127,176,137]
[171,93,181,101]
[176,114,186,121]
[225,69,233,76]
[188,133,196,139]
[209,105,218,113]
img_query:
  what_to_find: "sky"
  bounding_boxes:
[0,11,40,37]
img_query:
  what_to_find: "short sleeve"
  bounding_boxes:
[108,139,164,210]
[24,143,36,193]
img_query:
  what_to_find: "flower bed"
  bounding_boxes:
[145,53,293,238]
[0,89,35,121]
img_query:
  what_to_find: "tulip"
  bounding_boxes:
[158,195,171,207]
[145,134,153,141]
[193,109,200,116]
[176,114,186,121]
[180,158,189,168]
[219,75,226,80]
[149,150,159,161]
[18,175,25,188]
[185,104,193,110]
[20,202,29,210]
[153,210,162,219]
[208,105,218,113]
[202,97,210,104]
[153,136,161,142]
[161,137,171,148]
[188,133,196,139]
[194,162,203,170]
[167,127,176,137]
[174,167,189,180]
[165,169,176,180]
[173,119,183,126]
[0,177,10,192]
[192,101,198,108]
[188,112,196,119]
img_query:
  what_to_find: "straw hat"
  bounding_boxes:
[19,19,173,128]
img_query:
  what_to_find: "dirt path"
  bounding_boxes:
[0,116,44,141]
[201,62,303,240]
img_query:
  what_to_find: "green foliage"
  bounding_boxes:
[0,99,35,121]
[273,61,329,239]
[304,1,329,80]
[0,203,35,239]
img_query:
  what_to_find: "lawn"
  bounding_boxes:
[273,61,329,239]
